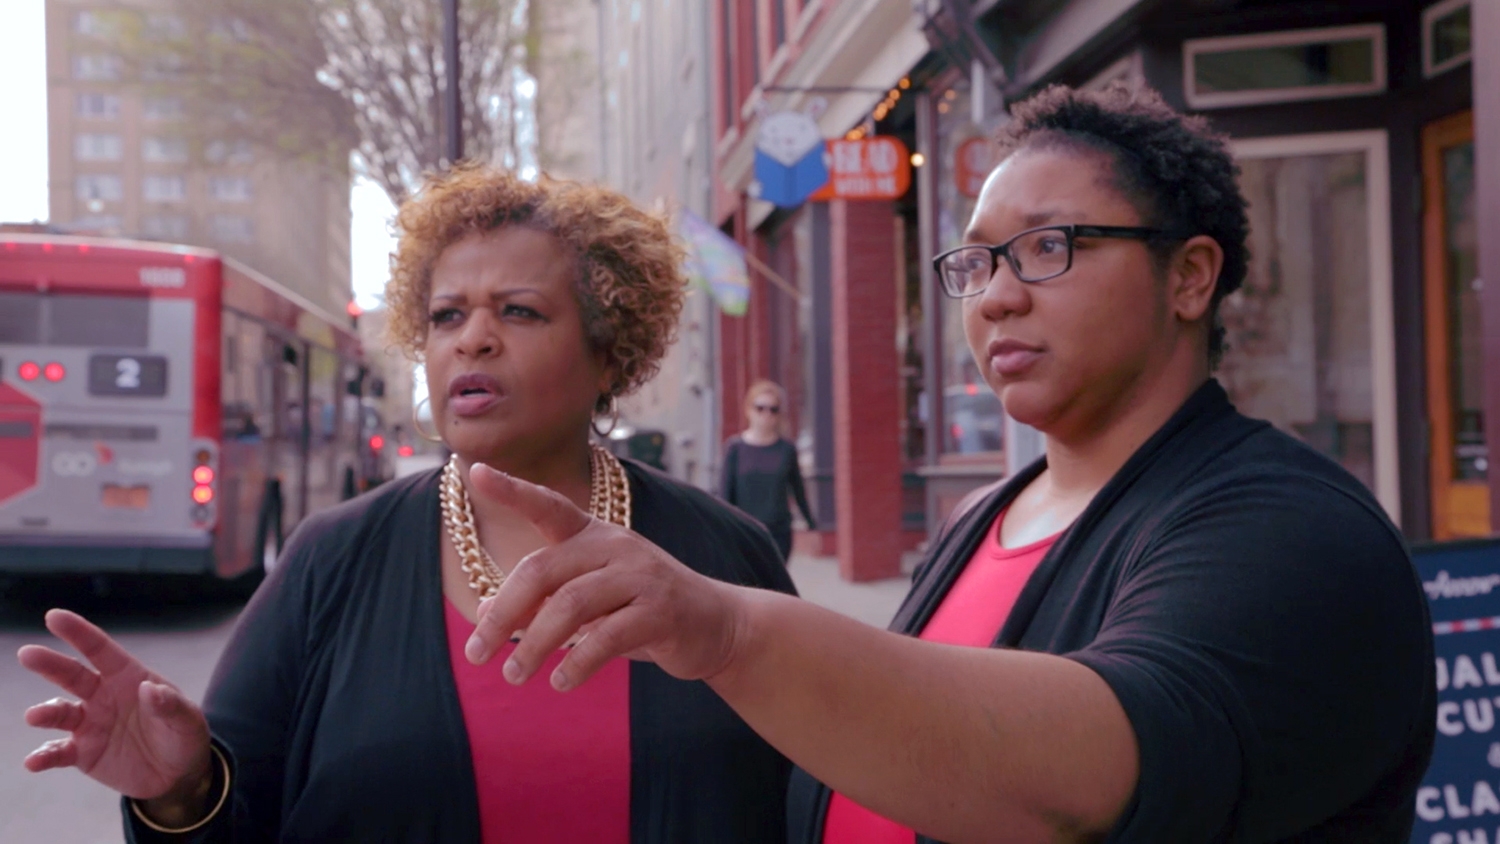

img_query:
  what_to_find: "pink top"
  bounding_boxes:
[444,599,631,844]
[821,512,1062,844]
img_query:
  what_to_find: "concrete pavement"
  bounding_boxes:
[785,553,916,629]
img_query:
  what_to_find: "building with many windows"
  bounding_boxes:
[44,0,353,317]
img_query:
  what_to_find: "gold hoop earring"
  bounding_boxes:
[413,397,443,443]
[592,395,619,438]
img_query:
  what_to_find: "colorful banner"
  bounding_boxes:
[679,211,749,317]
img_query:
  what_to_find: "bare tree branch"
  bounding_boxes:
[116,0,530,205]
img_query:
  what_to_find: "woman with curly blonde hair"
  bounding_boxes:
[18,165,795,843]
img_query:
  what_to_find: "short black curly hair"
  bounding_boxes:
[996,84,1250,368]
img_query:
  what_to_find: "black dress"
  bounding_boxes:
[720,436,816,560]
[786,380,1435,843]
[124,461,796,843]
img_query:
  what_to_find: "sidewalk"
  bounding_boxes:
[784,553,918,629]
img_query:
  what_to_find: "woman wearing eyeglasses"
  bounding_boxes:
[721,380,817,560]
[457,84,1433,844]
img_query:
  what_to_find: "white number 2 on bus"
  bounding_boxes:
[116,358,141,389]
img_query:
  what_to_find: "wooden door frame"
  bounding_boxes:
[1423,109,1481,540]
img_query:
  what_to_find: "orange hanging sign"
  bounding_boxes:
[955,137,999,199]
[809,137,912,201]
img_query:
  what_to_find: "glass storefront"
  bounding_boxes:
[934,79,1005,458]
[1221,147,1380,493]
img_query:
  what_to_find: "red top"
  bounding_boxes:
[444,599,631,844]
[821,512,1062,844]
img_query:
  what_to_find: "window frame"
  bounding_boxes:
[143,175,188,203]
[142,136,189,163]
[209,214,255,243]
[209,176,253,202]
[72,53,122,82]
[1422,0,1472,79]
[1182,23,1387,110]
[75,174,123,202]
[74,133,123,162]
[76,93,122,119]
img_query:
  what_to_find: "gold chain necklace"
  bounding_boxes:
[439,443,632,601]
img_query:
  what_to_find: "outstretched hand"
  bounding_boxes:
[17,609,212,803]
[463,464,749,692]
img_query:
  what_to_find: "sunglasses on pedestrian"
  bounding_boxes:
[753,404,780,414]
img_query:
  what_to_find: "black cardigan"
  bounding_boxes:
[787,380,1435,843]
[125,461,796,843]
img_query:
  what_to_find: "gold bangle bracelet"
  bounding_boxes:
[129,743,232,835]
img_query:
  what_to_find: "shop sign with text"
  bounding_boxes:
[809,137,911,201]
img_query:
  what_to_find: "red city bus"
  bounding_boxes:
[0,234,386,589]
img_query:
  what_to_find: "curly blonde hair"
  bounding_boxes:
[385,164,687,403]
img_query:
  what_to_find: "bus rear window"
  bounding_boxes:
[52,295,149,347]
[0,292,42,344]
[0,292,149,348]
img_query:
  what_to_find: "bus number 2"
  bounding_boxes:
[116,358,141,390]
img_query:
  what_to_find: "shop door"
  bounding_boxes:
[1223,131,1400,520]
[1423,111,1487,539]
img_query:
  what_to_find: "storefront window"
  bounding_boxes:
[935,80,1004,456]
[1221,149,1378,491]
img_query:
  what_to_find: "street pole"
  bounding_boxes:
[442,0,463,163]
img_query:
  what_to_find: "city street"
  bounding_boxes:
[0,579,242,844]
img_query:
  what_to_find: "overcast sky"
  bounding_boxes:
[0,0,396,310]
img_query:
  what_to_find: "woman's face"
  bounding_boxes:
[745,390,781,437]
[422,227,609,465]
[961,147,1185,440]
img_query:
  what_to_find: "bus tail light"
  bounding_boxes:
[43,362,66,382]
[18,361,40,381]
[189,443,218,527]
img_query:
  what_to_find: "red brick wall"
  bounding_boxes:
[829,199,904,581]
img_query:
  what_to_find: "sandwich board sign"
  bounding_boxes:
[1412,536,1500,844]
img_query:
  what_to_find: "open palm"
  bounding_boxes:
[18,609,211,801]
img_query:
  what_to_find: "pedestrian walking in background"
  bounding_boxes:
[721,380,817,560]
[461,83,1435,844]
[17,165,795,844]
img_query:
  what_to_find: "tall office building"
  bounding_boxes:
[44,0,353,316]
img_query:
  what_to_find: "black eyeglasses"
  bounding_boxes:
[753,404,780,414]
[932,224,1186,298]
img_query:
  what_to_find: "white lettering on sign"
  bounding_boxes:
[830,141,863,174]
[1427,570,1500,600]
[118,458,172,477]
[1417,781,1500,824]
[1434,695,1500,736]
[1437,655,1500,692]
[139,266,186,288]
[867,141,898,174]
[52,451,97,477]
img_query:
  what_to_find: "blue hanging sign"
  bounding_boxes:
[750,100,830,209]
